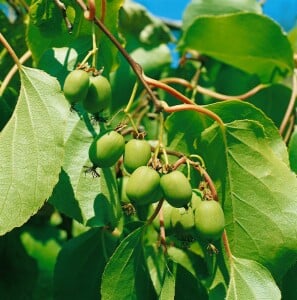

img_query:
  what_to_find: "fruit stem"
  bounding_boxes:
[158,206,168,254]
[124,81,139,113]
[91,22,97,68]
[79,48,98,68]
[146,198,165,225]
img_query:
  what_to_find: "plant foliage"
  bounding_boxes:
[1,0,297,299]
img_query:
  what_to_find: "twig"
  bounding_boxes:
[0,50,31,96]
[76,0,160,107]
[279,70,297,135]
[160,77,268,101]
[160,101,224,126]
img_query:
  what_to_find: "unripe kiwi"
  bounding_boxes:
[126,166,163,206]
[83,75,112,113]
[88,131,125,168]
[63,70,89,104]
[160,171,192,208]
[123,139,151,173]
[194,200,225,240]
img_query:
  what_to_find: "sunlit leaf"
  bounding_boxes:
[226,257,281,299]
[0,66,68,235]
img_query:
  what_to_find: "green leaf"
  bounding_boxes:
[27,0,123,73]
[49,112,122,228]
[288,126,297,173]
[101,227,156,300]
[159,264,175,300]
[226,256,281,299]
[183,0,262,31]
[166,101,288,164]
[54,228,118,300]
[179,12,294,82]
[0,66,68,235]
[200,119,297,277]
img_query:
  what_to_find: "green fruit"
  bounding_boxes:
[160,171,192,208]
[171,206,195,232]
[194,200,225,240]
[83,75,112,113]
[126,166,163,205]
[123,139,151,173]
[89,131,125,168]
[63,70,90,104]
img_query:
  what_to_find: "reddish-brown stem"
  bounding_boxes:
[146,198,165,224]
[160,101,224,126]
[191,164,218,201]
[172,156,187,170]
[280,71,297,135]
[144,75,193,104]
[100,0,106,24]
[160,77,268,101]
[76,0,159,106]
[200,168,218,201]
[222,230,232,260]
[84,0,95,20]
[158,206,168,253]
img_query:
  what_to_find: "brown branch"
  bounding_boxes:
[160,101,224,126]
[76,0,160,107]
[280,71,297,135]
[160,77,268,101]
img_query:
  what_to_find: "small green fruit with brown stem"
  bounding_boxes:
[88,131,125,168]
[194,200,225,241]
[123,139,151,173]
[126,166,163,206]
[160,170,192,208]
[63,69,90,104]
[83,75,112,113]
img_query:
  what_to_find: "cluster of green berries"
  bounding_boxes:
[63,69,111,113]
[87,129,225,242]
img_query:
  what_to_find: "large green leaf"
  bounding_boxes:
[179,12,294,82]
[166,101,288,164]
[226,257,281,299]
[0,66,68,235]
[200,120,297,277]
[183,0,262,31]
[49,112,122,227]
[54,228,117,300]
[101,227,156,299]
